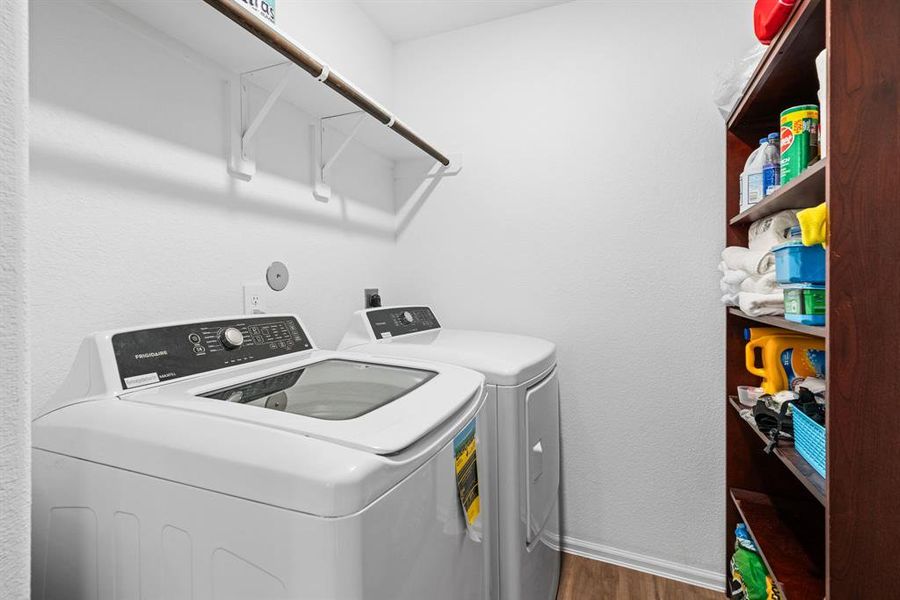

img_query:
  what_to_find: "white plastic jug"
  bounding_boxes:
[740,138,768,212]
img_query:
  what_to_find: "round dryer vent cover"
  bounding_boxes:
[267,261,289,291]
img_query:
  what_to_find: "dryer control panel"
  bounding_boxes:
[366,306,440,339]
[112,316,312,389]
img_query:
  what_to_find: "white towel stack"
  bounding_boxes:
[720,210,799,316]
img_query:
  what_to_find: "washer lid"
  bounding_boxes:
[127,353,484,456]
[201,359,437,422]
[33,351,486,516]
[345,329,556,386]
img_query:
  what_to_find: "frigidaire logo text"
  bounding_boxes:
[134,350,168,360]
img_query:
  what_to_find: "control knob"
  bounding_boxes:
[220,327,244,350]
[401,310,415,324]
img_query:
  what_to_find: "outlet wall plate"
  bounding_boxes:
[243,283,266,314]
[364,288,381,308]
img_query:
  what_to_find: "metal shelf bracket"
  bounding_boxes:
[312,112,366,202]
[228,63,292,181]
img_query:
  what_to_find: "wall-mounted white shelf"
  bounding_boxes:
[108,0,455,195]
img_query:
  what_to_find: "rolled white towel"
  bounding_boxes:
[722,246,775,275]
[740,271,779,294]
[719,261,752,286]
[748,209,799,251]
[721,292,740,307]
[738,290,785,316]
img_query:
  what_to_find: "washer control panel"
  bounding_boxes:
[112,316,312,389]
[366,306,440,340]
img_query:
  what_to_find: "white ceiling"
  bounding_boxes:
[354,0,572,43]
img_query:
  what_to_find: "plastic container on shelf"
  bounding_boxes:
[780,105,819,185]
[744,328,826,394]
[737,385,764,407]
[754,0,798,45]
[772,240,826,284]
[740,138,770,212]
[783,284,826,326]
[793,407,826,478]
[762,132,781,196]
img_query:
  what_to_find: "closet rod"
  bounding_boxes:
[202,0,451,166]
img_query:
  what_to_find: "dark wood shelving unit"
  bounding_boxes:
[728,397,825,504]
[728,308,824,338]
[729,159,826,225]
[724,1,899,598]
[730,489,825,600]
[727,0,824,140]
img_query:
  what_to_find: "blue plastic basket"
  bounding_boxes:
[793,408,826,478]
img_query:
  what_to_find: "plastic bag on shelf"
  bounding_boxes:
[712,44,767,120]
[816,49,827,158]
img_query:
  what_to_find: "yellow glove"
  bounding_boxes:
[797,203,827,248]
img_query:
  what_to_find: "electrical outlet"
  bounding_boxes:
[365,288,381,308]
[243,283,266,314]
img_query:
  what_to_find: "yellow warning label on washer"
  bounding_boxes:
[453,418,481,525]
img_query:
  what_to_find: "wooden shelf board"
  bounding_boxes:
[727,0,825,136]
[730,159,826,225]
[728,397,825,505]
[730,488,825,600]
[728,308,825,338]
[728,308,826,338]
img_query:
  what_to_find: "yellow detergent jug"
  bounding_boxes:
[744,328,826,394]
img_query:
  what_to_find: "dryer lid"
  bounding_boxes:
[345,329,556,386]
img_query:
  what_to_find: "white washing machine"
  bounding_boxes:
[32,314,492,600]
[339,306,561,600]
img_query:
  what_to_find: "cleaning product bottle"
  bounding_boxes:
[740,139,766,213]
[762,133,781,196]
[744,328,825,394]
[741,138,769,212]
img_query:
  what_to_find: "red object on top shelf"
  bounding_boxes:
[754,0,797,45]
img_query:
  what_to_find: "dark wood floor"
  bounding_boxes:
[557,553,723,600]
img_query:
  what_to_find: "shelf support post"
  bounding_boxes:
[311,121,330,201]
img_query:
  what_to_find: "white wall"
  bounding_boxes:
[0,1,30,598]
[25,0,755,590]
[28,0,398,412]
[390,1,754,585]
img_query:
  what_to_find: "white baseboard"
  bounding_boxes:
[544,533,726,592]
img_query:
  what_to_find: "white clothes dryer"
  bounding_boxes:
[32,314,491,600]
[339,306,561,600]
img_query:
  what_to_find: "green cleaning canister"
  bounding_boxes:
[780,104,819,184]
